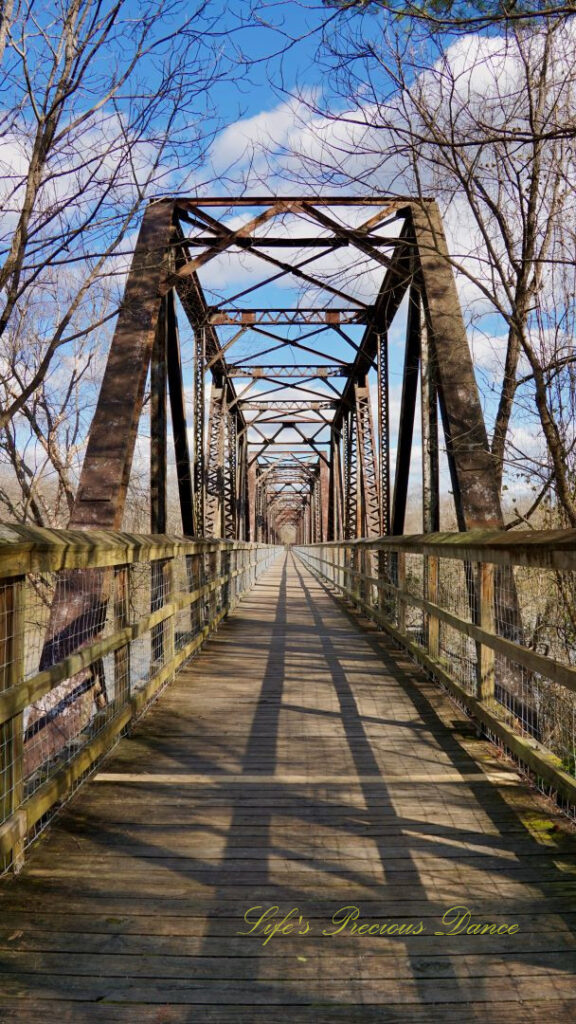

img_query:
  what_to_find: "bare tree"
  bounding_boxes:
[0,0,233,440]
[248,13,576,525]
[0,300,104,526]
[323,0,576,33]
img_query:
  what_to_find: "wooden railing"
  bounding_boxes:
[295,530,576,811]
[0,524,278,871]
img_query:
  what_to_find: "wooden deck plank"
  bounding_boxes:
[1,551,576,1018]
[2,1004,576,1024]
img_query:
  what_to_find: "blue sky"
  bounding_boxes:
[180,6,567,517]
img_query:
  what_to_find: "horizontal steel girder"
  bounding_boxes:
[207,309,366,326]
[227,365,352,378]
[242,401,336,410]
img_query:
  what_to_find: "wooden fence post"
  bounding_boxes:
[0,577,25,871]
[427,555,440,659]
[114,566,131,708]
[397,552,406,634]
[164,557,176,683]
[476,561,495,702]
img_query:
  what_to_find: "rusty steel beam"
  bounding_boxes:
[193,325,206,535]
[242,401,336,410]
[192,237,352,249]
[391,283,422,536]
[165,289,195,537]
[420,305,440,534]
[344,410,359,540]
[209,309,366,326]
[355,381,380,538]
[186,235,396,248]
[327,426,343,541]
[71,200,176,529]
[377,331,390,536]
[320,460,330,542]
[224,410,238,539]
[246,418,329,426]
[237,433,249,541]
[249,440,329,447]
[150,296,168,535]
[204,384,226,538]
[227,365,352,378]
[176,196,423,208]
[410,203,523,701]
[411,203,504,531]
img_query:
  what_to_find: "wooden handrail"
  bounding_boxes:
[0,528,279,871]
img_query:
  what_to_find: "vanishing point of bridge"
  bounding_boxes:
[1,198,576,1019]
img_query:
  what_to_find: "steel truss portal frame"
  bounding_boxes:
[67,194,505,546]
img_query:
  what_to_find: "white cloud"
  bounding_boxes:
[209,94,318,179]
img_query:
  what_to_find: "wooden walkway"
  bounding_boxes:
[1,551,576,1021]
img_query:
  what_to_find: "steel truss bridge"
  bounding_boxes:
[1,197,576,1019]
[66,195,504,543]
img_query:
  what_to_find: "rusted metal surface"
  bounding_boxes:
[420,303,439,534]
[377,331,390,536]
[209,309,365,326]
[204,384,226,538]
[150,294,167,536]
[166,289,194,537]
[391,282,422,535]
[193,324,206,536]
[411,203,504,531]
[355,381,380,538]
[71,201,176,531]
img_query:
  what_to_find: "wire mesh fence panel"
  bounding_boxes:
[509,566,576,667]
[23,574,53,680]
[438,558,475,624]
[23,567,117,786]
[433,558,477,694]
[440,622,478,696]
[403,553,425,643]
[377,552,399,628]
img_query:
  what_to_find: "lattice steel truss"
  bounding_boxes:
[65,195,505,545]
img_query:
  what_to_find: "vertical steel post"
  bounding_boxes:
[421,303,440,654]
[344,409,359,540]
[391,283,421,536]
[377,332,390,537]
[166,289,195,537]
[355,378,380,539]
[151,297,167,535]
[193,325,206,536]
